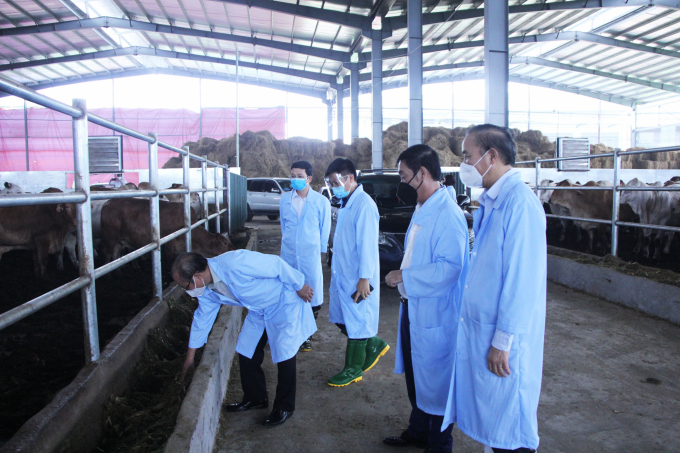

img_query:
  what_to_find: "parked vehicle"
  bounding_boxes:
[324,169,475,271]
[246,178,292,221]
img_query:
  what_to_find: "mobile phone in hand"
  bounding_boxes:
[351,285,374,303]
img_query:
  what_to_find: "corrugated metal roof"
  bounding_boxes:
[0,0,679,105]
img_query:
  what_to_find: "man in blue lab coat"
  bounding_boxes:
[324,158,389,387]
[443,124,546,452]
[383,145,469,453]
[172,250,316,427]
[280,160,331,352]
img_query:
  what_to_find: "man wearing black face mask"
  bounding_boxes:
[383,145,469,453]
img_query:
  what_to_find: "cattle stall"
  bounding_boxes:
[517,147,680,258]
[0,75,231,365]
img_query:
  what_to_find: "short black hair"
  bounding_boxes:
[291,160,313,177]
[397,144,442,181]
[466,124,517,166]
[325,157,357,178]
[171,252,208,282]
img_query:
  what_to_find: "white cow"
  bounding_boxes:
[0,182,24,195]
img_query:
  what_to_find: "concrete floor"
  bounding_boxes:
[213,218,680,453]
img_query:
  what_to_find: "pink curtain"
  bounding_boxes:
[0,106,285,171]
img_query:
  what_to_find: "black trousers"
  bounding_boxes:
[238,330,296,412]
[401,301,453,453]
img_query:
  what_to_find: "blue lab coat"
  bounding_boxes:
[443,172,547,450]
[279,189,331,307]
[188,250,317,363]
[394,187,469,415]
[328,185,380,339]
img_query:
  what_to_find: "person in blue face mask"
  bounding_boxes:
[323,158,389,387]
[172,250,316,427]
[279,161,331,352]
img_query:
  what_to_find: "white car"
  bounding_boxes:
[246,178,292,221]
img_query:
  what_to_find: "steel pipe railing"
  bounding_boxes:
[0,79,234,365]
[524,145,680,257]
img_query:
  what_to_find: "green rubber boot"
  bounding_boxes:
[328,339,367,387]
[363,336,390,372]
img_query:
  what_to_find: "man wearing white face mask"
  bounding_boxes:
[442,125,546,453]
[171,251,316,427]
[279,160,331,352]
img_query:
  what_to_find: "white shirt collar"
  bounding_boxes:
[484,168,518,200]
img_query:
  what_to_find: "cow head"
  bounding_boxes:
[619,178,644,205]
[56,203,78,226]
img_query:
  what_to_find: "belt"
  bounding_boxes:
[400,297,408,305]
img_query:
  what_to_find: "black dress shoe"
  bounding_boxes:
[262,409,294,427]
[383,430,428,448]
[224,399,269,412]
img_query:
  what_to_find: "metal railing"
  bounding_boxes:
[0,75,230,363]
[517,146,680,257]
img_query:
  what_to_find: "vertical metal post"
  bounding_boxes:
[372,31,383,168]
[631,106,637,148]
[73,98,99,363]
[148,132,162,300]
[182,146,192,252]
[407,0,423,146]
[484,0,509,127]
[111,79,115,135]
[451,81,455,130]
[535,157,541,197]
[214,165,221,234]
[337,80,344,141]
[597,100,602,144]
[199,79,203,139]
[350,63,359,141]
[285,91,289,139]
[327,100,333,141]
[527,86,531,130]
[202,159,209,230]
[24,100,29,171]
[611,148,621,257]
[235,51,240,168]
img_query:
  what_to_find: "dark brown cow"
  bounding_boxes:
[0,189,77,277]
[100,198,232,264]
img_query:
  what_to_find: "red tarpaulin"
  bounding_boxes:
[0,107,285,171]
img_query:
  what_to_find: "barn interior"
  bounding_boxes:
[1,0,680,452]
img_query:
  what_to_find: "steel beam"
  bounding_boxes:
[326,100,333,141]
[0,68,326,100]
[510,75,637,107]
[485,0,509,127]
[407,0,422,147]
[336,80,344,141]
[0,46,337,84]
[512,57,680,94]
[350,63,359,140]
[0,17,349,61]
[213,0,372,30]
[371,30,383,168]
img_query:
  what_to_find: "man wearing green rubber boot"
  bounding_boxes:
[324,158,389,387]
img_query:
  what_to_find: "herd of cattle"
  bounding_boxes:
[539,177,680,259]
[0,181,232,278]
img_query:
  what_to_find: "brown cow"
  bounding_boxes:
[100,198,232,264]
[0,189,77,277]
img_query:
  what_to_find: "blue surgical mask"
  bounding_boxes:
[291,178,308,191]
[333,185,350,199]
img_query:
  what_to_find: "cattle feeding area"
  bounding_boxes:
[0,77,246,449]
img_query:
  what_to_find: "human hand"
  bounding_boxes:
[487,346,511,378]
[354,278,372,303]
[180,354,196,382]
[297,284,314,303]
[384,270,403,288]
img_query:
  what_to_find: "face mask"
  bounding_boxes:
[291,178,308,191]
[459,150,492,188]
[331,175,350,199]
[396,169,423,206]
[186,275,206,298]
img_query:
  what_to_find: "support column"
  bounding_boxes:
[372,31,383,168]
[23,100,29,171]
[148,132,162,301]
[597,100,602,144]
[111,80,115,136]
[484,0,509,127]
[235,51,240,168]
[350,63,360,141]
[199,79,203,139]
[407,0,423,146]
[327,100,333,141]
[337,80,344,142]
[451,81,455,130]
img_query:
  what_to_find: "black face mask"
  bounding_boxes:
[396,169,423,206]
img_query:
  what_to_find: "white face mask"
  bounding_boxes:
[459,150,492,188]
[185,275,206,298]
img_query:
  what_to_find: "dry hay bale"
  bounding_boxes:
[352,138,373,169]
[275,136,336,187]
